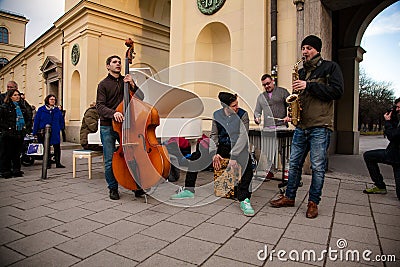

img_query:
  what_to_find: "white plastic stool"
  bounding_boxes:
[72,149,102,179]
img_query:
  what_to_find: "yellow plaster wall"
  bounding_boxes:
[0,13,27,47]
[170,0,297,125]
[0,12,28,69]
[66,0,171,26]
[1,31,63,108]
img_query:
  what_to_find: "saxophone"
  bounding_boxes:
[286,57,304,126]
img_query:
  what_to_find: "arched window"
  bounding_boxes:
[0,58,9,70]
[0,27,9,44]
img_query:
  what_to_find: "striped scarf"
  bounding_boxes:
[13,101,25,131]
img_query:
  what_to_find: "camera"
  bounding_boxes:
[386,105,396,113]
[386,105,398,122]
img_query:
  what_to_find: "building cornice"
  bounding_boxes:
[54,1,170,36]
[0,0,171,76]
[0,10,29,24]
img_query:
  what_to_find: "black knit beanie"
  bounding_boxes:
[301,35,322,52]
[218,92,237,106]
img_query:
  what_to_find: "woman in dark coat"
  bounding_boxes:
[32,94,65,168]
[0,89,32,178]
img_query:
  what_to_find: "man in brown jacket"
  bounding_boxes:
[80,102,101,151]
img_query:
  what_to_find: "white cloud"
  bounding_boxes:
[365,4,400,37]
[0,0,65,46]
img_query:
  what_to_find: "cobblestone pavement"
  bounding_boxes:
[0,136,399,266]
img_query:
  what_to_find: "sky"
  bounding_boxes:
[360,1,400,97]
[0,0,399,95]
[0,0,65,45]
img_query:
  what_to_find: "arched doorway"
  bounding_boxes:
[320,0,397,154]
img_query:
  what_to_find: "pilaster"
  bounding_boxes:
[336,46,365,154]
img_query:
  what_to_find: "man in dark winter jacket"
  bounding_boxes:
[269,35,344,219]
[363,97,400,201]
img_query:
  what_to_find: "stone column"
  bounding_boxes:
[81,29,101,108]
[293,0,305,59]
[336,46,365,155]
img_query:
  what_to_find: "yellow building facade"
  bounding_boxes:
[0,10,28,68]
[0,0,396,154]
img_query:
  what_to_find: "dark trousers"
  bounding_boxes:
[364,149,400,199]
[61,129,66,142]
[185,145,253,201]
[0,134,23,174]
[48,143,62,166]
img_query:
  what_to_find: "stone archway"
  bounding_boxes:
[40,56,62,104]
[326,0,397,154]
[299,0,398,155]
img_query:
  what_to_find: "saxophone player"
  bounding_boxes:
[270,35,344,219]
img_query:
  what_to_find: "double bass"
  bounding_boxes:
[112,38,170,190]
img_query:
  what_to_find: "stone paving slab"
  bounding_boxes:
[0,136,399,266]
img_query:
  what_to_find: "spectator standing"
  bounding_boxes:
[32,94,65,169]
[0,89,32,178]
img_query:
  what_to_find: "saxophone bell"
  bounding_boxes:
[286,94,298,104]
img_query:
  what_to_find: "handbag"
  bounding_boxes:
[27,143,44,156]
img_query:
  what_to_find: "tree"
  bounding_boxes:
[359,68,395,131]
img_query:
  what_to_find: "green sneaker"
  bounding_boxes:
[363,186,387,194]
[240,198,255,217]
[170,188,194,200]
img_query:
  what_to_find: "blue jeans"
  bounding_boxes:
[100,126,120,190]
[285,127,331,204]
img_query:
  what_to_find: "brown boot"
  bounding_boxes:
[269,195,295,208]
[306,201,318,218]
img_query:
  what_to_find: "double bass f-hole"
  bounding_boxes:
[138,133,151,153]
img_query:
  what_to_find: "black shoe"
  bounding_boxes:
[133,189,146,197]
[47,165,52,169]
[56,164,66,168]
[12,171,24,177]
[0,172,12,179]
[109,189,120,200]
